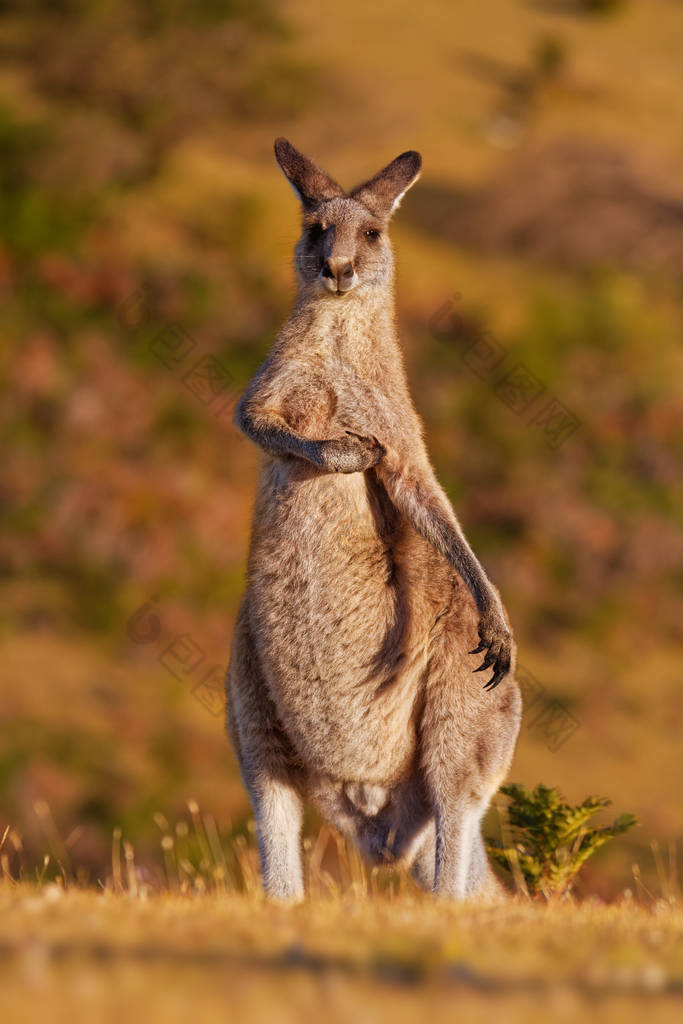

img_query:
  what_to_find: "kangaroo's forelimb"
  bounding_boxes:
[236,396,385,474]
[375,451,512,689]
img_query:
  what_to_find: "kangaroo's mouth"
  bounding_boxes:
[320,274,358,296]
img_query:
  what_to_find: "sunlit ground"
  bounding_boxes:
[1,881,681,1024]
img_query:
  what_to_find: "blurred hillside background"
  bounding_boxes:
[0,0,681,898]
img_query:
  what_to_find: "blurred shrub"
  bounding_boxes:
[0,0,281,29]
[579,0,627,13]
[0,0,314,146]
[533,34,568,80]
[528,0,627,15]
[0,106,93,257]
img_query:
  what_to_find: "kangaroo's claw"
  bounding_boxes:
[471,612,512,691]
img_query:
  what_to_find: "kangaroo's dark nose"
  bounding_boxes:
[322,258,356,292]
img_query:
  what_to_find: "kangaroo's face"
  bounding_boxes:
[297,198,389,296]
[274,138,421,299]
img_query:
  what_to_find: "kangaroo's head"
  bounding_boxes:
[274,138,421,299]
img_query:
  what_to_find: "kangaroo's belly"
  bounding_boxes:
[246,458,431,782]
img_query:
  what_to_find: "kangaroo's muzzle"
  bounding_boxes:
[321,257,358,294]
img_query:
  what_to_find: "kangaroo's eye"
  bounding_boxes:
[308,223,324,240]
[365,229,380,241]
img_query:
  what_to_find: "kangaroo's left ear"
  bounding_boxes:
[350,150,422,220]
[274,137,346,209]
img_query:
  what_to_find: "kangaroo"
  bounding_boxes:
[226,139,521,903]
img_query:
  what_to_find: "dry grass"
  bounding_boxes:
[1,810,681,1023]
[0,877,681,1023]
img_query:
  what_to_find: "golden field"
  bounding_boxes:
[1,880,682,1023]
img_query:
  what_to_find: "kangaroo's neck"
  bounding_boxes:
[286,283,401,371]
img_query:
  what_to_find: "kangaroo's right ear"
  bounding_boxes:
[274,138,345,209]
[351,150,422,220]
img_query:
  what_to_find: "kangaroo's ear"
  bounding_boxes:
[274,138,345,209]
[351,151,422,220]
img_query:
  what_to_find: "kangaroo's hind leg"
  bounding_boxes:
[467,821,505,900]
[226,600,305,903]
[405,805,498,898]
[420,622,521,901]
[409,821,436,891]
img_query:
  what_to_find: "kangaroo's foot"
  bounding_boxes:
[466,824,507,902]
[431,802,479,899]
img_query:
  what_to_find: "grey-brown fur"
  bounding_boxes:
[226,140,521,903]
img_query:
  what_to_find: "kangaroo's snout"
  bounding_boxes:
[321,257,357,295]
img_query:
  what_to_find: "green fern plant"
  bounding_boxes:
[487,783,637,898]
